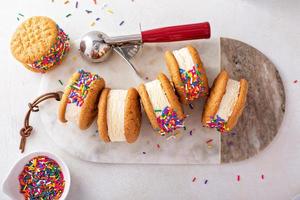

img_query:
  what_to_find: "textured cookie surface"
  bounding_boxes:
[11,16,58,65]
[137,84,160,131]
[164,51,186,103]
[124,88,142,143]
[97,88,111,142]
[58,72,81,123]
[226,79,248,130]
[79,78,105,130]
[202,70,229,124]
[158,73,185,119]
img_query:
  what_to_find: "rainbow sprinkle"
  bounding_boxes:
[18,156,65,200]
[206,115,229,133]
[179,65,207,100]
[68,69,99,107]
[156,106,184,136]
[28,26,70,73]
[192,177,197,182]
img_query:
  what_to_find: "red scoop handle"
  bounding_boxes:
[141,22,211,43]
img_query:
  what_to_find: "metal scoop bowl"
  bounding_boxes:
[79,22,211,77]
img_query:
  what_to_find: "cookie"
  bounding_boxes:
[137,73,185,136]
[97,88,142,143]
[202,70,248,132]
[11,16,70,73]
[58,69,105,130]
[165,45,209,104]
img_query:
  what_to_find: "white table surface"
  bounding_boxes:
[1,0,300,199]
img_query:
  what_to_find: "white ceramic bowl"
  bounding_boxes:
[2,151,71,200]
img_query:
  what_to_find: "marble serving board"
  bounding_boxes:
[39,37,285,164]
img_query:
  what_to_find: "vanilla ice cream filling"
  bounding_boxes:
[216,79,240,121]
[107,90,127,142]
[65,103,81,124]
[145,80,170,117]
[173,47,195,71]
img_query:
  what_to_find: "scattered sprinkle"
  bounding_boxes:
[237,175,240,182]
[17,13,24,21]
[227,141,233,146]
[18,156,65,200]
[96,130,98,133]
[183,126,187,130]
[119,20,125,26]
[156,106,184,135]
[142,151,146,154]
[154,109,162,113]
[106,9,114,14]
[145,77,149,80]
[188,103,194,109]
[64,0,69,4]
[66,13,72,18]
[75,1,78,8]
[156,144,160,149]
[189,130,193,135]
[294,80,298,84]
[90,22,96,27]
[206,139,213,144]
[261,174,264,180]
[96,17,100,21]
[85,10,92,14]
[180,65,208,100]
[68,69,100,106]
[93,0,97,4]
[206,115,229,133]
[58,80,63,86]
[192,177,197,182]
[204,179,208,184]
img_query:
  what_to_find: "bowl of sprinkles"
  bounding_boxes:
[2,152,70,200]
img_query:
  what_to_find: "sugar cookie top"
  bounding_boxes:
[10,16,58,64]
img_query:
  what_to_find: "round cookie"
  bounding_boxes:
[58,69,105,130]
[165,45,209,104]
[202,70,228,125]
[11,16,70,73]
[97,88,142,143]
[137,73,185,135]
[137,84,159,131]
[202,70,248,132]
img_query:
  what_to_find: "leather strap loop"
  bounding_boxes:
[19,91,63,153]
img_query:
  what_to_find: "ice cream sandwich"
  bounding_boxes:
[58,69,105,130]
[137,73,185,136]
[11,16,70,73]
[164,45,209,104]
[202,70,248,132]
[97,88,142,143]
